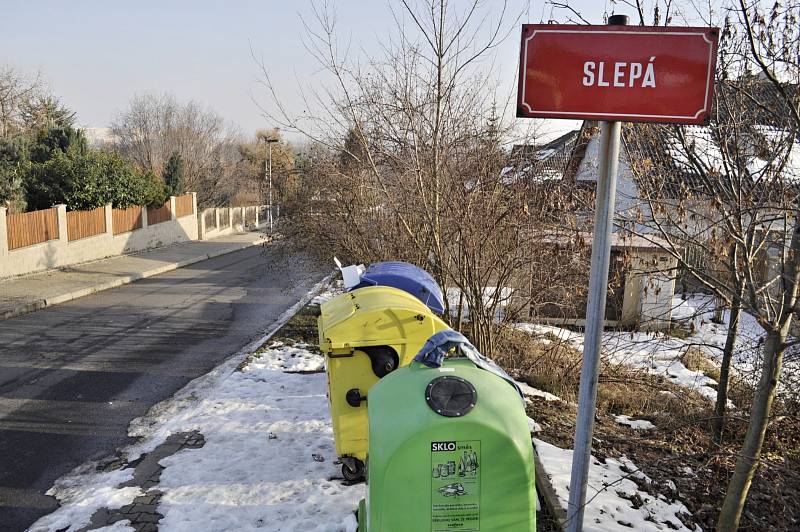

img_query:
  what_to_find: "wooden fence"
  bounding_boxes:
[112,206,143,235]
[219,208,230,228]
[7,208,59,250]
[67,207,106,242]
[146,201,171,226]
[175,194,194,218]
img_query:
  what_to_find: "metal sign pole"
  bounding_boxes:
[565,14,627,532]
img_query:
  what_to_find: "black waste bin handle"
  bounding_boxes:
[346,388,367,407]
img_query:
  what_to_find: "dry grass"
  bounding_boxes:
[494,325,800,531]
[681,347,721,383]
[493,326,709,420]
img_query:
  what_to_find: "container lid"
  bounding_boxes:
[351,261,445,314]
[318,285,446,350]
[425,376,477,417]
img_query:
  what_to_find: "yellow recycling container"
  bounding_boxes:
[318,285,450,480]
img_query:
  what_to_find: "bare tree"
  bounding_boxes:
[620,4,800,528]
[111,93,239,206]
[715,1,800,529]
[0,66,41,138]
[254,1,597,354]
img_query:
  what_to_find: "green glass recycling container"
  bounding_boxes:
[358,358,536,532]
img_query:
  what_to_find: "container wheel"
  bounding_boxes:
[342,458,365,481]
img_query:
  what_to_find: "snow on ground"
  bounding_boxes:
[261,342,327,372]
[515,379,563,402]
[152,342,362,532]
[310,281,343,305]
[28,478,141,532]
[31,342,363,532]
[514,319,720,401]
[512,293,792,403]
[671,294,800,396]
[614,415,656,430]
[515,293,800,407]
[534,439,695,532]
[91,521,135,531]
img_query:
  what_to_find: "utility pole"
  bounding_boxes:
[565,13,627,532]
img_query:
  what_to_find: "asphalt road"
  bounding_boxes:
[0,241,327,531]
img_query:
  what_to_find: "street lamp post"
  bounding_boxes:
[258,129,280,232]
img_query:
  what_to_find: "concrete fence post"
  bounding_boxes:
[0,206,8,256]
[191,192,197,215]
[140,203,148,229]
[254,206,259,227]
[55,204,68,243]
[104,204,113,235]
[214,208,220,231]
[198,209,207,240]
[169,196,177,220]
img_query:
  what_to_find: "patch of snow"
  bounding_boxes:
[513,316,719,401]
[512,323,585,352]
[90,521,135,531]
[671,294,800,396]
[530,169,564,181]
[149,342,363,532]
[535,148,557,160]
[533,439,696,532]
[517,293,800,403]
[310,281,343,305]
[614,415,656,430]
[29,481,141,532]
[515,380,562,402]
[528,417,542,433]
[254,342,325,372]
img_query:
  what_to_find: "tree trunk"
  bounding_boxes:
[713,281,744,443]
[456,287,464,332]
[717,328,785,531]
[717,220,799,531]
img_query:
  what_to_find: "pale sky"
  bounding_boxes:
[2,1,651,140]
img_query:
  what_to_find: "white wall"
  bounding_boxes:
[620,250,677,331]
[197,206,268,240]
[0,197,272,279]
[0,195,200,279]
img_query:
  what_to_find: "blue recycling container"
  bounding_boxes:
[351,261,445,314]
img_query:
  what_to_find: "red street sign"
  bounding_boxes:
[517,24,719,124]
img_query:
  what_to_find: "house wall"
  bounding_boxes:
[620,250,677,331]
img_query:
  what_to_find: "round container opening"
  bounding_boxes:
[425,376,477,417]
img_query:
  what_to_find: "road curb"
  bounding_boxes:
[1,237,268,321]
[533,442,567,531]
